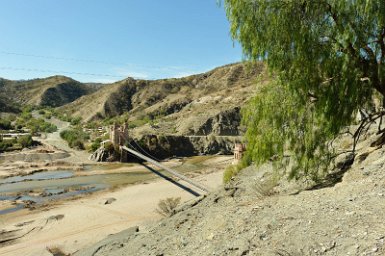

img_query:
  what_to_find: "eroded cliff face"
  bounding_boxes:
[190,107,242,136]
[90,135,240,162]
[132,135,240,159]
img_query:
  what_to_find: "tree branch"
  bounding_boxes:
[379,26,385,63]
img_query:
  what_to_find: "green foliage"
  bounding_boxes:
[89,138,102,152]
[44,112,52,119]
[0,119,12,130]
[39,107,54,119]
[0,140,14,152]
[53,111,73,122]
[223,156,251,183]
[103,141,121,160]
[17,135,33,148]
[223,0,385,180]
[242,83,333,179]
[0,134,33,152]
[223,165,239,183]
[24,118,57,134]
[127,116,151,129]
[60,129,89,149]
[70,116,82,126]
[15,110,57,134]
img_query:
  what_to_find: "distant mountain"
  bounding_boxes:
[1,63,266,136]
[60,62,266,136]
[0,76,102,109]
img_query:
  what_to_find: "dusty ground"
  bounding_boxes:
[75,125,385,256]
[0,167,225,256]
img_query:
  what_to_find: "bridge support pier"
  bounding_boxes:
[120,148,128,162]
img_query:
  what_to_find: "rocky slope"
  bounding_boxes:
[60,62,265,136]
[0,76,101,108]
[1,63,263,137]
[90,135,242,162]
[77,123,385,256]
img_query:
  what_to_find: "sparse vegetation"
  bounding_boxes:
[89,137,102,152]
[223,156,251,183]
[156,197,181,217]
[60,128,89,150]
[26,118,57,134]
[18,135,33,148]
[0,118,12,130]
[70,116,82,126]
[0,139,15,152]
[0,135,35,152]
[11,107,57,134]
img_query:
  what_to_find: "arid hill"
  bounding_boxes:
[1,63,264,137]
[0,76,101,108]
[60,62,266,136]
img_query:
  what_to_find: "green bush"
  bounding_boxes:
[223,165,241,183]
[15,116,57,134]
[0,119,12,130]
[72,140,85,150]
[89,138,102,152]
[70,116,82,126]
[18,135,33,148]
[26,118,57,134]
[0,140,14,152]
[43,111,52,119]
[60,129,89,149]
[223,156,251,183]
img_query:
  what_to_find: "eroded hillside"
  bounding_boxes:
[0,76,101,108]
[61,62,265,136]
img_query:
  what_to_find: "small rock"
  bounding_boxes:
[104,198,116,205]
[206,233,214,241]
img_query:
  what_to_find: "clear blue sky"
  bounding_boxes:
[0,0,242,83]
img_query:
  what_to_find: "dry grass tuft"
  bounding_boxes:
[156,197,181,217]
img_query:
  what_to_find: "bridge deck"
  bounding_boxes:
[120,146,210,194]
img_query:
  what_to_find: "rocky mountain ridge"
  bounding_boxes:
[1,63,264,139]
[0,76,101,109]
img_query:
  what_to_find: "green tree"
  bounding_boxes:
[18,135,33,148]
[223,0,385,179]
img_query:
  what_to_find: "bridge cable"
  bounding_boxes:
[130,139,161,162]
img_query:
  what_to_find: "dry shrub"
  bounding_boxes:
[156,197,181,217]
[46,246,69,256]
[254,176,279,199]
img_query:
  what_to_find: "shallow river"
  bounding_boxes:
[0,165,162,214]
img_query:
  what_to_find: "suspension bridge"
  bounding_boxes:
[120,145,210,195]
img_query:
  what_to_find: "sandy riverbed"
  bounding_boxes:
[0,161,227,256]
[0,116,232,255]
